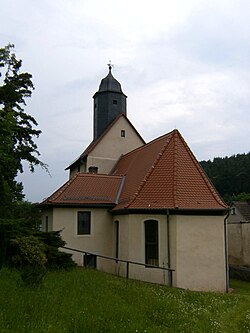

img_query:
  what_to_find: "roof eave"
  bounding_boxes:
[65,154,88,171]
[39,202,116,209]
[112,207,229,216]
[93,90,127,98]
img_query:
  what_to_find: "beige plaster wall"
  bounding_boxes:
[174,215,226,292]
[42,208,227,292]
[87,116,144,174]
[114,214,226,291]
[113,214,170,285]
[228,222,250,267]
[47,207,115,271]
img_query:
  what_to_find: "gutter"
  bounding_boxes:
[224,209,230,293]
[166,209,171,269]
[112,207,228,216]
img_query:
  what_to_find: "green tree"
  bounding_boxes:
[0,201,41,268]
[200,152,250,203]
[0,43,45,217]
[0,43,44,269]
[0,45,75,279]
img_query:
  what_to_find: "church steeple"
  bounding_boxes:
[93,65,127,140]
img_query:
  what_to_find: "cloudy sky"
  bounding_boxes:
[1,0,250,202]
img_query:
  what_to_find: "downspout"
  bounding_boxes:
[166,209,172,287]
[166,209,171,269]
[224,210,230,293]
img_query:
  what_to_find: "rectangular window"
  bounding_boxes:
[113,100,117,104]
[84,254,96,268]
[77,211,91,235]
[121,130,125,137]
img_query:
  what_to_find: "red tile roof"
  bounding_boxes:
[42,129,228,212]
[65,113,145,170]
[111,129,227,211]
[41,173,123,206]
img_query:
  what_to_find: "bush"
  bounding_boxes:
[0,206,76,283]
[45,247,77,270]
[11,235,47,267]
[10,236,47,286]
[37,230,76,270]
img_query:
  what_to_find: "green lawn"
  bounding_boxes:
[0,268,249,333]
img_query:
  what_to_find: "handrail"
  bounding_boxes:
[62,246,174,287]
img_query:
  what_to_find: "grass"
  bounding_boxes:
[0,268,250,333]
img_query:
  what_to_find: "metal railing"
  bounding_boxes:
[63,246,175,287]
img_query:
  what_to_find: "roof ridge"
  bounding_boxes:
[233,201,250,204]
[173,130,178,208]
[124,132,173,209]
[177,131,228,208]
[114,129,175,162]
[115,175,126,204]
[78,172,123,179]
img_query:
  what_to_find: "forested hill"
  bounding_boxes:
[200,152,250,203]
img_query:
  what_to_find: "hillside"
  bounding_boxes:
[0,268,250,332]
[200,152,250,203]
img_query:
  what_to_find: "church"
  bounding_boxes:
[40,65,229,292]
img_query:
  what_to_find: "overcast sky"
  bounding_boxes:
[1,0,250,202]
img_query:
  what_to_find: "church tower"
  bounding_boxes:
[66,66,144,178]
[93,64,127,140]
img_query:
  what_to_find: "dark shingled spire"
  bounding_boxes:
[93,65,127,140]
[98,65,124,93]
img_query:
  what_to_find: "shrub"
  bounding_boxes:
[11,235,47,267]
[37,230,76,270]
[10,236,47,286]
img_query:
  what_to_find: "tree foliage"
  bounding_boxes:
[0,44,45,215]
[200,152,250,203]
[0,45,75,283]
[11,235,47,267]
[1,201,76,285]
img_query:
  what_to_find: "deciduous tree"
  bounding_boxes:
[0,44,45,216]
[0,45,75,278]
[0,44,44,269]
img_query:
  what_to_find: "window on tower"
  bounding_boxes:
[121,130,125,137]
[113,100,117,104]
[88,166,98,173]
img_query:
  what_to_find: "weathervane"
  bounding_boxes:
[107,60,114,72]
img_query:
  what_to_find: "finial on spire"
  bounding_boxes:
[107,60,114,72]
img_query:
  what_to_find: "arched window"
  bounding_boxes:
[145,220,159,266]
